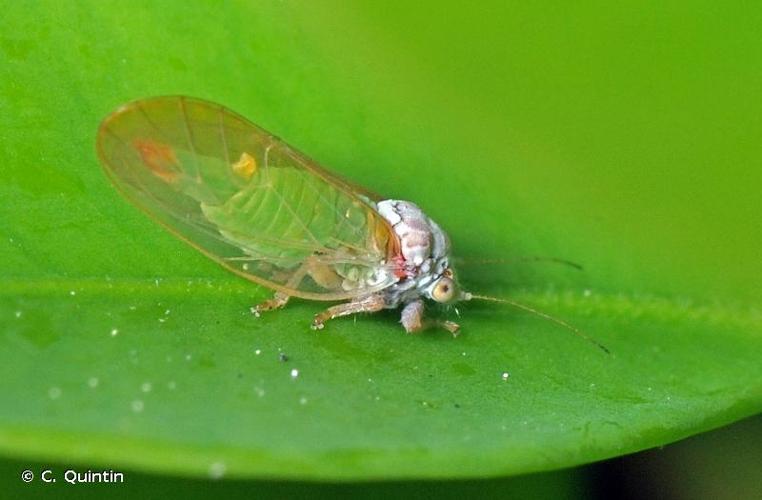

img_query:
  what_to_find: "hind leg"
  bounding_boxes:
[251,257,343,317]
[250,260,312,317]
[251,291,291,317]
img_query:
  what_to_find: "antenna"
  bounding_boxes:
[463,292,609,354]
[458,256,584,271]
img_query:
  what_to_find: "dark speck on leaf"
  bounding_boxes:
[279,353,289,362]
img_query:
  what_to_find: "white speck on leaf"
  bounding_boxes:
[110,328,119,337]
[131,400,144,413]
[290,369,299,379]
[208,462,226,479]
[48,387,62,399]
[88,377,99,388]
[501,372,510,381]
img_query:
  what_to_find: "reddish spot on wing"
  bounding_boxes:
[133,139,180,183]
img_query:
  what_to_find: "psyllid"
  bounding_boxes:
[97,96,607,352]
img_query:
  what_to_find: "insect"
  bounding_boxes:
[97,96,607,350]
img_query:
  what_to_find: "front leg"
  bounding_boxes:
[311,294,386,330]
[400,300,460,336]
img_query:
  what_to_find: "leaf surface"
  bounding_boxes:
[0,0,760,480]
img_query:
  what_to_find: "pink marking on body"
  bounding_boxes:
[392,255,408,279]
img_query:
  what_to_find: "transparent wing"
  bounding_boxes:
[96,96,400,300]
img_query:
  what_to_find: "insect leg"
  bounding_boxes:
[400,300,460,337]
[250,291,291,317]
[400,300,425,332]
[305,260,343,290]
[251,260,313,317]
[311,294,386,330]
[438,320,461,336]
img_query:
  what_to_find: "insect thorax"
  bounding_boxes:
[375,200,451,307]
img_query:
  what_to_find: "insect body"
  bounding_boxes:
[97,96,465,334]
[307,199,463,334]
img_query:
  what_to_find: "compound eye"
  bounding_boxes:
[432,277,456,303]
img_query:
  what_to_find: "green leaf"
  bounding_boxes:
[1,0,760,481]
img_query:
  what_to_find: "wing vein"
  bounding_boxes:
[265,179,324,249]
[299,170,362,239]
[177,97,203,182]
[98,96,398,299]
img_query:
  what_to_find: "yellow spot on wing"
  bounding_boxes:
[232,152,257,180]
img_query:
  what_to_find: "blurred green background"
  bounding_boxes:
[1,0,760,497]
